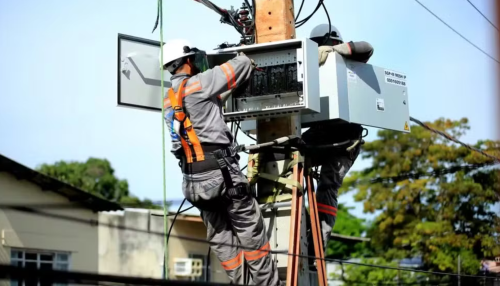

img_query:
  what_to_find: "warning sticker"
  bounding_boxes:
[376,98,385,112]
[404,121,410,131]
[347,70,357,82]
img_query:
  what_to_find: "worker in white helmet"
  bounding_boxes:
[302,24,374,258]
[160,39,281,286]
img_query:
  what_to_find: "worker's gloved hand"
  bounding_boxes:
[239,51,257,70]
[219,89,233,105]
[318,46,334,66]
[332,42,353,57]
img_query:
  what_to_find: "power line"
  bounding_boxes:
[409,117,500,163]
[414,0,499,64]
[1,205,497,281]
[0,264,238,286]
[341,161,499,187]
[465,0,498,32]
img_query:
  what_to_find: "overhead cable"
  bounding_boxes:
[295,0,306,21]
[369,162,499,184]
[410,117,500,163]
[414,0,499,64]
[0,201,194,214]
[295,0,324,28]
[465,0,498,32]
[0,264,241,286]
[2,205,497,281]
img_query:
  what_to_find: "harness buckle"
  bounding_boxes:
[172,106,186,122]
[213,149,228,168]
[226,184,250,198]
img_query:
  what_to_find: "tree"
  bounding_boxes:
[37,158,162,209]
[339,118,500,281]
[326,204,373,259]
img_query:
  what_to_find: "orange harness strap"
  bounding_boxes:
[168,78,205,163]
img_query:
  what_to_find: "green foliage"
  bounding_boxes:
[37,158,162,209]
[340,118,500,277]
[331,258,423,285]
[326,204,374,259]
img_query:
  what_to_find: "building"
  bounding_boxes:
[0,154,122,286]
[98,208,229,283]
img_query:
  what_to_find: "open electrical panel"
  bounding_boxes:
[206,38,320,122]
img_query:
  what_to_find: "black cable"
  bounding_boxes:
[243,0,256,44]
[234,120,240,141]
[296,1,321,26]
[166,198,186,243]
[0,264,242,286]
[321,0,332,45]
[295,0,323,28]
[465,0,498,32]
[0,202,194,213]
[3,206,498,281]
[410,116,500,162]
[414,0,499,64]
[295,0,306,21]
[236,121,256,141]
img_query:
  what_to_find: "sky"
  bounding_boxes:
[0,0,498,220]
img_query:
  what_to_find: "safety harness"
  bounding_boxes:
[168,78,248,197]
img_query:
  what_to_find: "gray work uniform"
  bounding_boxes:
[164,55,281,286]
[302,123,362,251]
[303,40,373,252]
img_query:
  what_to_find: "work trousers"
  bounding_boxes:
[302,123,362,253]
[314,148,359,251]
[183,170,281,286]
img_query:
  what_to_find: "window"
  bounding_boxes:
[189,253,210,282]
[10,249,71,286]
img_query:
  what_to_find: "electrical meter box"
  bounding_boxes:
[205,38,320,122]
[302,52,410,132]
[240,52,411,133]
[117,34,320,121]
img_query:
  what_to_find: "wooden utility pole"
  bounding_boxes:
[252,1,322,286]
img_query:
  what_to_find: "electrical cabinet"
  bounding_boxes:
[239,52,411,133]
[206,38,320,122]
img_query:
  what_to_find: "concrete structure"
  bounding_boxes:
[0,154,122,286]
[98,208,229,283]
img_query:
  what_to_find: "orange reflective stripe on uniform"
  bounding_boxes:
[164,81,201,109]
[167,78,205,163]
[220,63,236,90]
[317,203,337,217]
[163,97,171,109]
[221,251,243,271]
[244,242,270,261]
[183,81,201,96]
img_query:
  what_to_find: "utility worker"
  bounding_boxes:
[302,24,374,256]
[161,39,281,286]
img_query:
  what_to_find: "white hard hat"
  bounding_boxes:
[159,39,195,69]
[309,24,343,43]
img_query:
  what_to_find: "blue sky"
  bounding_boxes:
[0,0,498,220]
